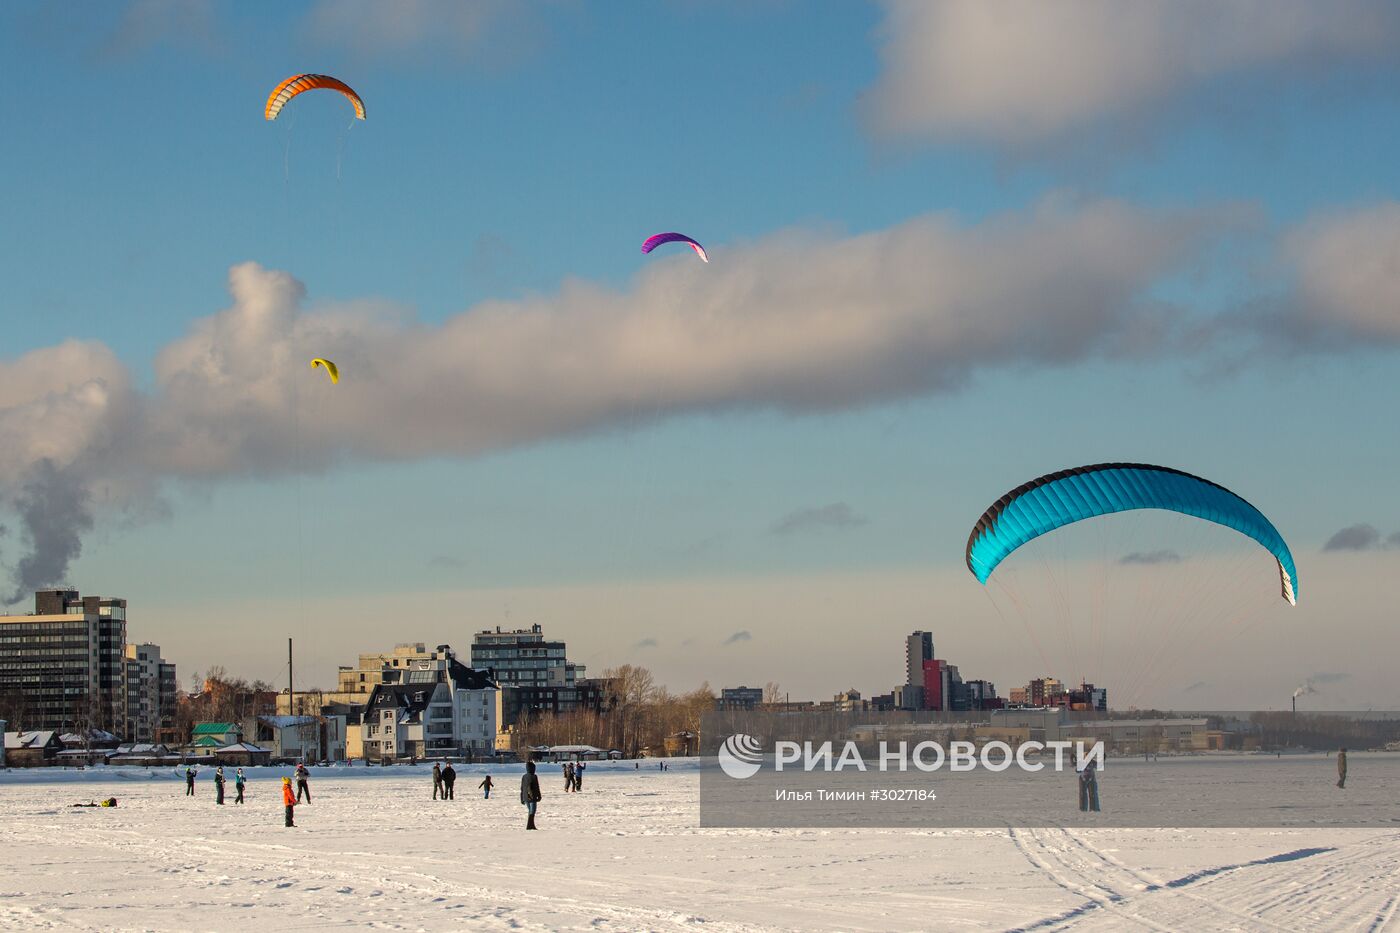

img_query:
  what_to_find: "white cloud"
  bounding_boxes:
[1285,202,1400,343]
[146,196,1213,480]
[10,194,1391,599]
[863,0,1399,146]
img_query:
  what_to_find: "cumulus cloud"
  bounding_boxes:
[0,194,1368,599]
[144,197,1214,476]
[723,631,752,646]
[863,0,1400,146]
[1281,202,1400,344]
[1323,524,1383,551]
[1119,549,1182,565]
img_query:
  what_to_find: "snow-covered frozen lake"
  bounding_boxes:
[1,757,1398,931]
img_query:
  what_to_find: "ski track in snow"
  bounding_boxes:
[0,764,1397,932]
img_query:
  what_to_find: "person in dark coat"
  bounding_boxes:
[521,761,542,830]
[295,762,312,803]
[562,761,574,793]
[479,775,493,799]
[214,766,226,805]
[1077,762,1101,812]
[185,765,196,796]
[574,760,585,792]
[442,762,456,800]
[234,768,246,804]
[433,762,443,799]
[1337,748,1348,789]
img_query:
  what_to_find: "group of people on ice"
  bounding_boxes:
[183,761,309,823]
[186,763,248,804]
[562,760,586,792]
[431,760,545,830]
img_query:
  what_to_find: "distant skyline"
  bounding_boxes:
[2,1,1398,706]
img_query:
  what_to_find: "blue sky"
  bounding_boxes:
[2,1,1398,707]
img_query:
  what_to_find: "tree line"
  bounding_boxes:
[512,665,716,757]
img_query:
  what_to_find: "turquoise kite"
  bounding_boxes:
[966,463,1298,605]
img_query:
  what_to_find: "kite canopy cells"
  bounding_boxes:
[266,75,365,121]
[310,358,339,384]
[642,232,708,263]
[966,463,1298,605]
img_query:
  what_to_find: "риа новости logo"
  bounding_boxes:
[717,734,764,779]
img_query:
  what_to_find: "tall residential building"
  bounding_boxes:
[124,644,176,743]
[471,624,586,688]
[906,631,934,686]
[0,589,129,735]
[901,631,935,710]
[718,686,764,710]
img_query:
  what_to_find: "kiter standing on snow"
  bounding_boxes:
[185,765,196,796]
[1337,748,1348,789]
[433,762,443,799]
[235,768,246,804]
[574,759,585,792]
[282,776,296,827]
[295,762,312,802]
[521,761,542,830]
[214,766,226,805]
[442,762,456,800]
[479,775,493,799]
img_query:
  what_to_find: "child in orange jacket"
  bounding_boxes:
[282,776,296,827]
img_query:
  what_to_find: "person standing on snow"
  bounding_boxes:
[282,776,296,827]
[235,768,246,804]
[1337,748,1348,789]
[442,762,456,800]
[1077,760,1101,812]
[574,760,585,792]
[562,761,573,793]
[433,762,443,799]
[185,765,196,796]
[295,762,312,803]
[521,761,542,830]
[479,775,493,799]
[214,766,226,805]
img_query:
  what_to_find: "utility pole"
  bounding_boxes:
[288,638,294,717]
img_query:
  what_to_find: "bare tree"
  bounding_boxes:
[602,665,661,756]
